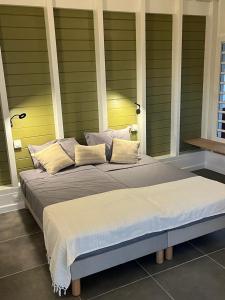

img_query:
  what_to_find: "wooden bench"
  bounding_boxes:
[186,138,225,155]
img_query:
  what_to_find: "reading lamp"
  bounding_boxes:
[10,113,27,127]
[134,103,141,115]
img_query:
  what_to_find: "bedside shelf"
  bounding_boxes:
[185,138,225,155]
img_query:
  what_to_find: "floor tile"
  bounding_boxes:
[0,232,47,278]
[193,169,225,184]
[209,248,225,267]
[191,228,225,254]
[155,256,225,300]
[138,242,202,275]
[0,265,78,300]
[81,261,147,300]
[94,277,171,300]
[0,209,40,241]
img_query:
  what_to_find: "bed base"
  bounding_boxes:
[70,232,167,280]
[156,250,164,264]
[23,197,225,297]
[71,248,165,297]
[23,197,43,229]
[72,279,80,297]
[165,246,173,260]
[71,214,225,297]
[71,247,164,297]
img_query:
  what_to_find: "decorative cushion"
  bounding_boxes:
[110,138,140,164]
[84,131,113,160]
[84,127,131,160]
[33,143,74,174]
[110,127,131,140]
[57,138,79,161]
[75,144,106,166]
[28,140,56,169]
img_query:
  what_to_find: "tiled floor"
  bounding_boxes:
[1,168,225,300]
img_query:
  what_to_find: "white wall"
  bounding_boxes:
[218,0,225,35]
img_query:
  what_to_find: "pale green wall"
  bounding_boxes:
[146,14,172,157]
[104,11,137,132]
[54,9,99,143]
[180,15,206,152]
[0,6,55,174]
[0,105,10,185]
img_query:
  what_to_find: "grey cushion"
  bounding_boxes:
[28,138,79,168]
[57,138,79,161]
[28,140,56,169]
[110,127,131,140]
[85,131,113,160]
[85,127,131,161]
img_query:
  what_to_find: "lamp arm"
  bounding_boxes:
[10,114,19,127]
[134,102,141,115]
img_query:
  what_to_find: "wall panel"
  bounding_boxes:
[146,14,172,156]
[104,11,137,132]
[0,5,55,173]
[0,105,10,185]
[54,9,98,142]
[180,15,206,152]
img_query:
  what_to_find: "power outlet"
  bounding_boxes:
[13,139,22,149]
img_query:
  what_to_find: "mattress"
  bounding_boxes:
[19,155,195,225]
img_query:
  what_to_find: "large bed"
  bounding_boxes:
[20,155,193,226]
[19,155,225,297]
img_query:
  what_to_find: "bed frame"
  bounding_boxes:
[23,195,225,297]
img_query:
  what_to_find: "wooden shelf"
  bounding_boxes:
[185,138,225,155]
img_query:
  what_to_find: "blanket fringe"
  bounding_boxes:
[53,282,67,296]
[47,254,67,296]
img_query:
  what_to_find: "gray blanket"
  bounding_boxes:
[19,155,195,225]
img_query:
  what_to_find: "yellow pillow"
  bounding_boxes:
[34,143,74,174]
[110,138,140,164]
[75,144,106,166]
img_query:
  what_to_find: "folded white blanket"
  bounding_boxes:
[43,176,225,294]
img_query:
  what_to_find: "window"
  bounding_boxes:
[217,42,225,139]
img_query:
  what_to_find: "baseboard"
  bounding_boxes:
[0,187,25,214]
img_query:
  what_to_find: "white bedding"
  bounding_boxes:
[43,176,225,294]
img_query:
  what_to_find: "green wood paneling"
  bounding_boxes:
[0,106,10,185]
[146,14,172,157]
[180,15,206,152]
[55,9,98,142]
[104,11,137,133]
[0,5,55,174]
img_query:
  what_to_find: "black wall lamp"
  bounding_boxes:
[134,103,141,115]
[10,113,27,127]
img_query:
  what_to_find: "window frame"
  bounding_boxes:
[216,39,225,143]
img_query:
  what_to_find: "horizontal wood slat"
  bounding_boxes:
[0,104,11,185]
[180,15,206,152]
[146,13,172,157]
[0,6,55,177]
[104,11,137,132]
[55,8,98,143]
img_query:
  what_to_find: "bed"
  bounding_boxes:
[19,155,225,297]
[20,155,193,226]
